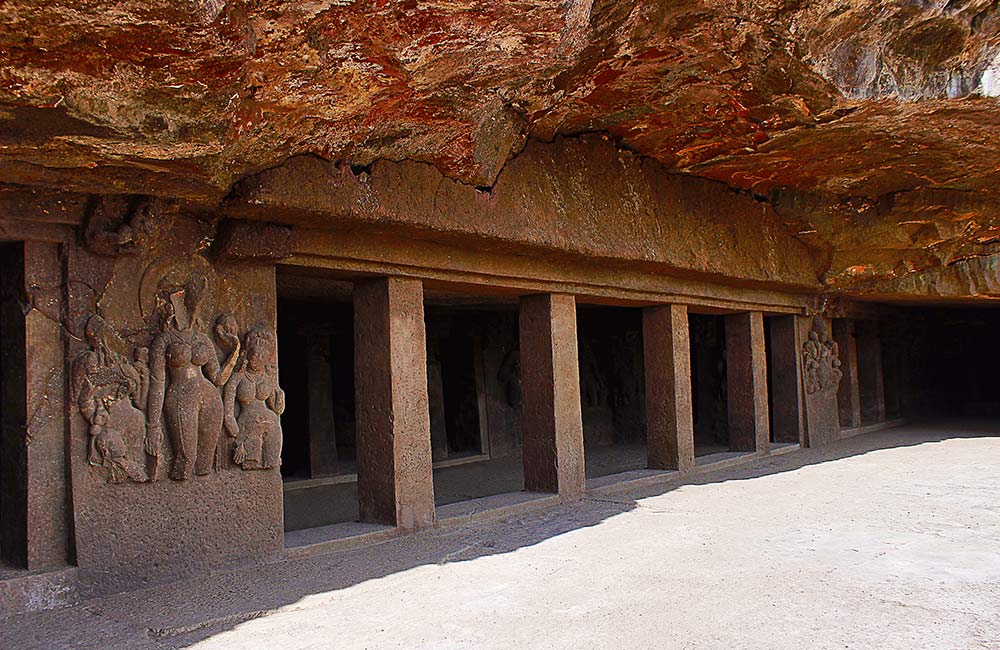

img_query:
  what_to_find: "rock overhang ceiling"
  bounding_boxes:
[1,0,999,300]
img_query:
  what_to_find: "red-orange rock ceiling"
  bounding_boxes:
[1,0,999,299]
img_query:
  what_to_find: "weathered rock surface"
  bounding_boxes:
[1,0,999,299]
[226,136,822,288]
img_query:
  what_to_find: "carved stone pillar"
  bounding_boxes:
[306,331,338,477]
[800,316,843,448]
[519,294,585,496]
[642,304,694,472]
[1,242,68,570]
[354,277,435,529]
[880,321,902,419]
[725,311,770,453]
[767,315,804,445]
[60,210,284,585]
[833,319,862,429]
[856,320,886,424]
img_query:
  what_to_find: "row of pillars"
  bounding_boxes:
[351,277,781,531]
[834,319,889,428]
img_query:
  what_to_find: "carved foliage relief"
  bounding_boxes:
[803,317,843,396]
[72,207,285,484]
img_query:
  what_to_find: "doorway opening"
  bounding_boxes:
[576,305,646,479]
[0,242,27,569]
[689,313,729,456]
[276,270,358,532]
[765,315,800,447]
[425,299,524,507]
[891,307,1000,418]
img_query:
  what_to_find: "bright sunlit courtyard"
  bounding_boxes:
[4,422,999,650]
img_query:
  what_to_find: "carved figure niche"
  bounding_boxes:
[76,259,286,483]
[803,317,843,396]
[145,272,241,480]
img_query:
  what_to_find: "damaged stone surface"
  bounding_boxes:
[63,210,285,589]
[1,0,999,299]
[226,136,821,288]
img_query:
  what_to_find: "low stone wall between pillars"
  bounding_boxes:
[725,312,770,453]
[642,304,694,473]
[354,277,435,530]
[519,294,586,496]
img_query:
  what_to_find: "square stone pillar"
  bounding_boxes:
[767,315,804,445]
[519,294,585,496]
[1,242,68,570]
[306,331,339,477]
[856,320,886,424]
[725,311,770,453]
[354,277,435,529]
[832,319,862,429]
[880,321,902,419]
[642,304,695,472]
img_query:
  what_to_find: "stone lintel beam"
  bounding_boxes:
[354,277,435,529]
[725,311,770,453]
[519,293,585,496]
[214,219,295,262]
[643,304,695,472]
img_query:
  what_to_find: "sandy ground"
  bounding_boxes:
[3,421,999,650]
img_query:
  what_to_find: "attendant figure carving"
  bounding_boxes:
[803,318,843,396]
[145,274,240,480]
[224,326,285,470]
[89,408,147,484]
[71,315,149,483]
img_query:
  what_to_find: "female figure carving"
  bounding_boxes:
[224,326,285,470]
[145,275,240,480]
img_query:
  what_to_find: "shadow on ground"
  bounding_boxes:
[3,419,997,650]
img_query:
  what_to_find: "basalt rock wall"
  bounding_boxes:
[227,136,822,290]
[2,0,1000,301]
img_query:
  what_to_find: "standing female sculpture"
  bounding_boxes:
[145,275,240,480]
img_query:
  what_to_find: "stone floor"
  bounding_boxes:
[4,420,999,649]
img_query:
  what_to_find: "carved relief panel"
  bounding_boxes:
[72,201,289,484]
[71,315,151,483]
[803,316,843,396]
